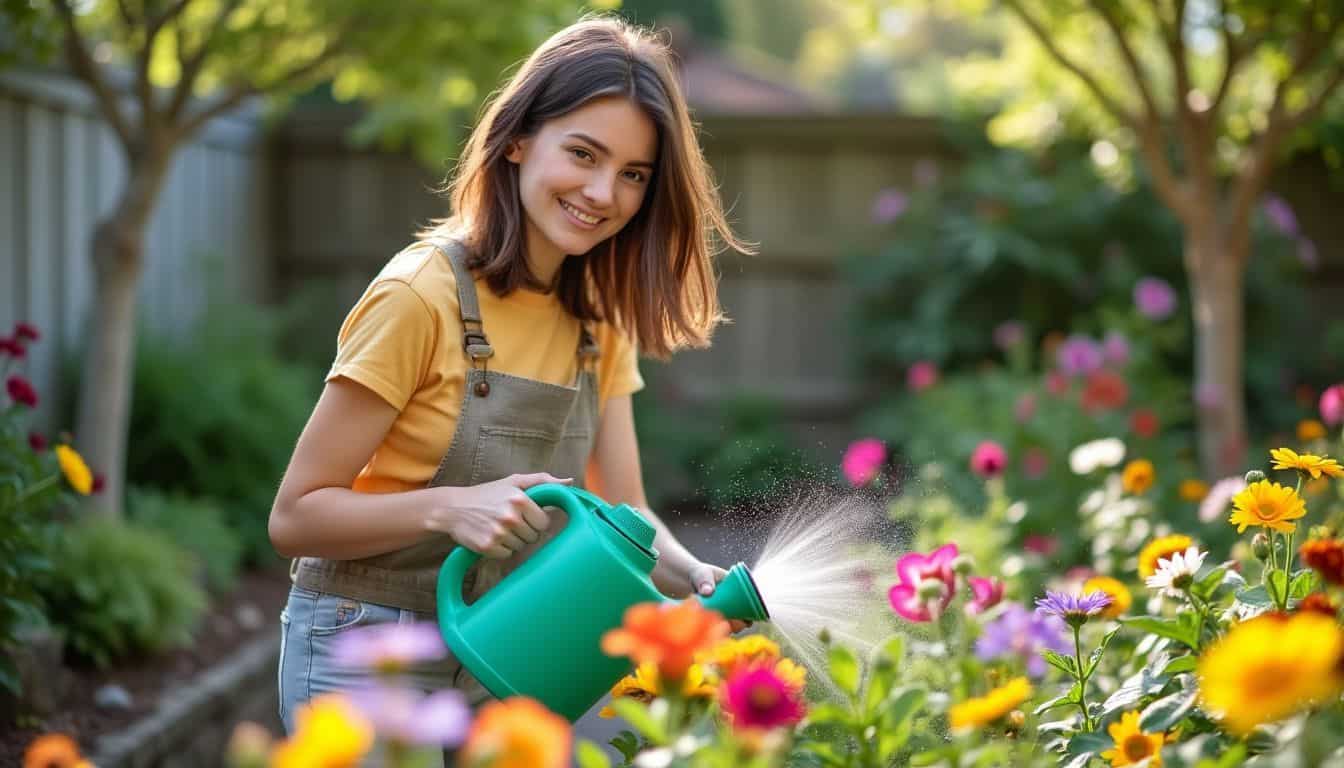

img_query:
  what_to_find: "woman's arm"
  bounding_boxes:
[268,378,562,561]
[585,395,724,599]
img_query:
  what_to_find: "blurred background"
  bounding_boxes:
[2,0,1343,761]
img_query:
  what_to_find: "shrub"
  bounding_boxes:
[127,486,243,592]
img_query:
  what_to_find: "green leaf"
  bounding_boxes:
[1266,569,1288,606]
[1139,686,1198,731]
[1289,570,1318,599]
[804,702,851,726]
[1121,615,1197,648]
[1084,625,1122,677]
[1191,566,1228,601]
[1236,585,1272,608]
[796,741,848,767]
[884,686,926,730]
[828,645,861,697]
[1245,728,1277,754]
[1042,649,1080,677]
[576,740,612,768]
[1034,687,1080,716]
[609,699,667,744]
[1163,656,1198,675]
[878,633,905,665]
[1066,731,1113,755]
[608,731,640,763]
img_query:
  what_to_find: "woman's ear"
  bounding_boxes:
[504,137,527,164]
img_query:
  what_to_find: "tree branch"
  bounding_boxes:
[166,0,244,121]
[1088,0,1161,123]
[49,0,133,149]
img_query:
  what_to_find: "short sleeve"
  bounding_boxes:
[597,325,645,403]
[326,280,439,411]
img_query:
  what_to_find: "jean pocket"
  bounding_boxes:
[310,594,400,636]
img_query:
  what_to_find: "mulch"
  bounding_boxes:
[0,568,292,767]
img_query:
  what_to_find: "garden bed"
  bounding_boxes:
[0,568,292,765]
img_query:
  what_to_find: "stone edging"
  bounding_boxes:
[91,632,280,768]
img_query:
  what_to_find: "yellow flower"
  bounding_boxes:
[1100,710,1164,766]
[1121,459,1155,495]
[1197,613,1344,735]
[1270,447,1344,480]
[1178,479,1209,502]
[773,657,808,691]
[1138,535,1193,579]
[598,662,716,717]
[271,694,373,768]
[698,635,780,677]
[948,677,1032,731]
[1298,420,1327,443]
[54,444,92,495]
[1083,576,1132,618]
[1229,480,1307,534]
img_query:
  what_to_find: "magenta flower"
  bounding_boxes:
[720,665,806,731]
[1321,384,1344,426]
[993,321,1025,350]
[906,361,939,392]
[970,441,1008,479]
[1134,277,1177,320]
[889,543,959,622]
[332,622,447,672]
[841,438,887,487]
[966,576,1005,615]
[1055,335,1103,377]
[1035,590,1112,628]
[871,188,909,224]
[1102,331,1129,366]
[1262,194,1299,236]
[1023,534,1058,556]
[349,685,470,747]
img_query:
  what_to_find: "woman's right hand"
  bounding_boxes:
[428,473,572,558]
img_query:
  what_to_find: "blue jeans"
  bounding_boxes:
[277,585,490,734]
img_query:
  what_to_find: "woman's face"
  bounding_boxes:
[506,96,658,272]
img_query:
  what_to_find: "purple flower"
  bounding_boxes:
[1035,590,1112,627]
[975,603,1071,677]
[1101,331,1129,367]
[1133,277,1177,320]
[871,188,909,224]
[993,321,1025,350]
[1055,335,1103,378]
[1262,194,1299,236]
[349,685,470,747]
[332,622,448,672]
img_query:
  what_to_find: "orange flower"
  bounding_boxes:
[601,601,730,681]
[459,696,571,768]
[23,734,88,768]
[1121,459,1155,495]
[1297,593,1338,618]
[1298,419,1327,443]
[1178,479,1209,502]
[1301,539,1344,586]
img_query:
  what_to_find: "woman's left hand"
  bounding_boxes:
[688,561,753,633]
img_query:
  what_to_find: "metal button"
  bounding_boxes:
[474,380,490,397]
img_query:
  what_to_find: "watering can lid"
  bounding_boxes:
[603,503,657,555]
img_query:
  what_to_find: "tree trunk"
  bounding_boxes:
[76,151,172,517]
[1184,223,1249,478]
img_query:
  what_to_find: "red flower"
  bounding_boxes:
[6,375,38,408]
[28,432,47,452]
[91,473,106,494]
[0,337,25,358]
[14,323,39,342]
[1023,534,1059,556]
[1129,408,1160,439]
[1080,370,1129,412]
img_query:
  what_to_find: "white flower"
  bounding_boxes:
[1069,438,1126,475]
[1144,546,1208,597]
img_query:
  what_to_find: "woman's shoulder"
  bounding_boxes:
[368,240,461,313]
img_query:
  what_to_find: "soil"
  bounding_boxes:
[0,567,292,767]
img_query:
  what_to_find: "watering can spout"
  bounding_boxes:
[693,561,770,622]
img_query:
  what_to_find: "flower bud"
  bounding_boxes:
[1252,533,1271,562]
[916,578,949,601]
[1006,710,1027,732]
[951,554,976,575]
[818,628,832,646]
[1244,470,1267,484]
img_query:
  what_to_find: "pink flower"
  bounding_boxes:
[871,188,909,224]
[1022,447,1049,479]
[841,438,887,487]
[332,622,447,672]
[1023,534,1058,557]
[1321,384,1344,426]
[1134,277,1177,320]
[6,375,38,408]
[966,576,1005,615]
[719,665,807,731]
[888,543,959,622]
[907,361,939,392]
[970,441,1007,479]
[1102,331,1129,366]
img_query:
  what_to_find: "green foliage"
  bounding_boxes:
[127,486,243,592]
[37,518,206,669]
[126,301,319,565]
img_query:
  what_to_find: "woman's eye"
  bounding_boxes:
[570,147,594,162]
[622,169,647,183]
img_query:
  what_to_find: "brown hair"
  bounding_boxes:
[421,16,751,359]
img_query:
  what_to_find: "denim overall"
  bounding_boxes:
[278,239,601,732]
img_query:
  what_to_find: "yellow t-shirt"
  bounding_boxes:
[326,240,645,493]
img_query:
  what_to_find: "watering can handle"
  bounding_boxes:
[437,483,594,622]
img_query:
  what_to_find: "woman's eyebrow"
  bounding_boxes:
[565,132,655,168]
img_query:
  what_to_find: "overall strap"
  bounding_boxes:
[434,240,494,364]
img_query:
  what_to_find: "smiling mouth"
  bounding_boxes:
[559,199,604,227]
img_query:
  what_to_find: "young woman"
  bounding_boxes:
[268,16,752,729]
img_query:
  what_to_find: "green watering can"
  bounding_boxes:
[436,483,770,721]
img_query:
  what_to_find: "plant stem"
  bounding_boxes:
[1073,625,1091,732]
[7,473,58,511]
